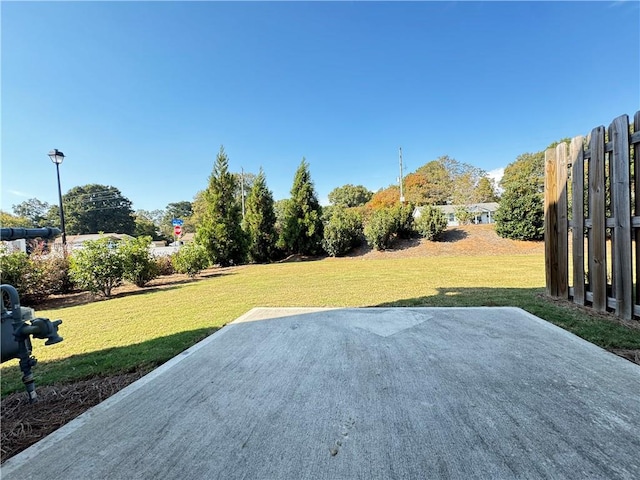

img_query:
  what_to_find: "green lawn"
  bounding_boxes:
[2,253,639,396]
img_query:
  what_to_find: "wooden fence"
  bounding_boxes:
[544,111,640,320]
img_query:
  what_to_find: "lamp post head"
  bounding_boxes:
[48,149,65,165]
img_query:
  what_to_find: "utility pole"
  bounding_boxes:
[399,147,405,204]
[241,167,246,219]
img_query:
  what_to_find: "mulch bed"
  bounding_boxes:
[1,371,146,464]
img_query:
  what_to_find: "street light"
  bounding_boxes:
[48,149,66,245]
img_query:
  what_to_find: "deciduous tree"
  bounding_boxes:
[160,201,193,238]
[328,184,373,208]
[0,211,33,228]
[366,186,400,210]
[473,177,499,203]
[63,184,135,235]
[414,156,486,206]
[134,211,161,239]
[12,198,51,227]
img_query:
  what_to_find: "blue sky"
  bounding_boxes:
[2,1,639,213]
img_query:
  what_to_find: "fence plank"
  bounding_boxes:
[556,142,569,298]
[545,148,558,296]
[589,126,607,312]
[570,136,585,305]
[609,115,633,319]
[635,112,640,307]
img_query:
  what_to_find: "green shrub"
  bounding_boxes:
[495,191,544,240]
[0,248,73,303]
[364,209,397,250]
[1,249,45,303]
[322,208,363,257]
[415,205,448,240]
[0,249,30,291]
[172,243,210,278]
[120,236,159,287]
[454,206,473,225]
[70,237,125,298]
[41,252,74,295]
[392,203,416,239]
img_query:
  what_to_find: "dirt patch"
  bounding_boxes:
[348,224,544,259]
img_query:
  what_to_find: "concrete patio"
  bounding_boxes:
[2,307,639,479]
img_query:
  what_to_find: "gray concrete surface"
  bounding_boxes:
[2,307,639,480]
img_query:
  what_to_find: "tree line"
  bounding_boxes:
[2,141,565,256]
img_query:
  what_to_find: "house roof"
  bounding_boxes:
[53,233,134,244]
[415,202,499,215]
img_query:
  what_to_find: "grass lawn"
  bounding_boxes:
[2,253,639,396]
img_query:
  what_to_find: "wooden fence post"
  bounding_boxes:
[556,142,569,299]
[609,115,633,319]
[589,126,607,312]
[570,136,585,305]
[635,112,640,309]
[545,148,558,296]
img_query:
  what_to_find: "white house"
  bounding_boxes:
[413,202,499,227]
[52,233,135,252]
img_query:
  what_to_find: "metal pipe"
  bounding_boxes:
[55,162,67,245]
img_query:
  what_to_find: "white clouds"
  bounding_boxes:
[487,168,505,194]
[487,168,504,184]
[8,190,32,198]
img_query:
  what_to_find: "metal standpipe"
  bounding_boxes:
[1,227,65,402]
[1,285,63,402]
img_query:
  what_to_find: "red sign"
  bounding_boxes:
[174,225,182,236]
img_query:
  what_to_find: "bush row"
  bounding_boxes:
[0,235,213,303]
[323,204,448,255]
[1,206,448,302]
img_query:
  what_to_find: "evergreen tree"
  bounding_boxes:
[244,168,277,263]
[195,146,248,266]
[281,158,324,255]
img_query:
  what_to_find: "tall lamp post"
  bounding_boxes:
[48,149,66,245]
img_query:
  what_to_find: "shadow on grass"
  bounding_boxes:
[440,228,469,243]
[1,327,221,397]
[375,287,640,356]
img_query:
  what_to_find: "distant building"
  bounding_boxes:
[52,233,135,251]
[151,233,195,257]
[413,202,499,227]
[1,238,27,254]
